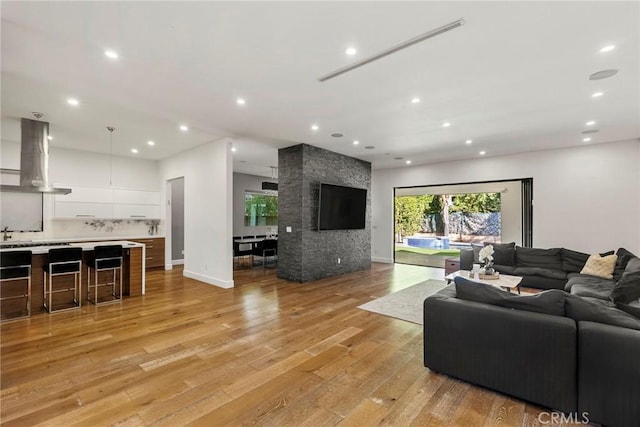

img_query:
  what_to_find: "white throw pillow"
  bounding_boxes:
[580,254,618,279]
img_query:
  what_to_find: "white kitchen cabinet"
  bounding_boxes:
[54,186,113,203]
[54,202,114,219]
[113,189,161,205]
[113,204,161,219]
[53,186,161,220]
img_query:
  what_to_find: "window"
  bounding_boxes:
[244,191,278,226]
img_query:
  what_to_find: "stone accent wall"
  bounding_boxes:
[278,144,371,282]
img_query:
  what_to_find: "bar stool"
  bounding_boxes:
[43,247,83,313]
[87,245,123,305]
[0,250,32,321]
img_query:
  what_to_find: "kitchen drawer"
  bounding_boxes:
[444,257,461,276]
[131,238,165,269]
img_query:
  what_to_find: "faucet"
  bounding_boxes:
[2,226,12,241]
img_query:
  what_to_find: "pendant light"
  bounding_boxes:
[107,126,115,186]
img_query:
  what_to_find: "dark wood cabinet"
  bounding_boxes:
[444,257,461,276]
[130,237,165,270]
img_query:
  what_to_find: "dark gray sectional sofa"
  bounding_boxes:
[425,247,640,427]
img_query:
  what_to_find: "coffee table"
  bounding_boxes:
[445,270,523,294]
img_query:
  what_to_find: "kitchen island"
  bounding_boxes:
[1,240,145,318]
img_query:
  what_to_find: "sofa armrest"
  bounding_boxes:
[578,321,640,427]
[424,290,577,413]
[459,248,474,270]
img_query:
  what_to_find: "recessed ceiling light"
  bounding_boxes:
[600,45,615,53]
[345,47,357,56]
[231,147,237,152]
[364,145,375,150]
[479,151,486,156]
[585,121,596,126]
[179,124,188,131]
[394,156,403,160]
[592,92,604,98]
[67,98,79,106]
[353,140,359,145]
[104,49,119,59]
[442,122,451,127]
[47,135,53,140]
[583,137,592,142]
[147,140,155,146]
[411,97,420,104]
[405,160,412,165]
[331,133,343,138]
[236,98,246,105]
[581,129,599,135]
[131,148,138,154]
[311,124,319,131]
[465,139,472,144]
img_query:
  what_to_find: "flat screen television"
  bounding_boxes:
[318,183,367,230]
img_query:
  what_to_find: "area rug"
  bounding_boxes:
[358,279,447,325]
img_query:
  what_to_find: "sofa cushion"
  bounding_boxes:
[613,248,638,281]
[565,273,616,292]
[493,264,516,275]
[624,256,640,274]
[485,242,515,266]
[516,247,563,270]
[610,271,640,305]
[581,254,618,279]
[564,293,640,330]
[471,243,483,263]
[561,248,614,273]
[571,282,616,301]
[513,267,567,280]
[454,276,565,316]
[616,300,640,320]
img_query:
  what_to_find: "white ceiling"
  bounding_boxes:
[2,2,638,178]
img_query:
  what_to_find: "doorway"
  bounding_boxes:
[169,177,185,265]
[393,178,533,267]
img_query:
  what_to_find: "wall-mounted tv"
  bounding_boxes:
[318,183,367,230]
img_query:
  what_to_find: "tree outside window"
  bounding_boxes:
[244,192,278,226]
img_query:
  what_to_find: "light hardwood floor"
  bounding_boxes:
[1,263,581,426]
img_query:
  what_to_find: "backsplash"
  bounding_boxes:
[7,219,164,242]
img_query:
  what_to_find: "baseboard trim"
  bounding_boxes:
[372,257,394,264]
[172,259,184,265]
[183,270,234,289]
[165,264,173,270]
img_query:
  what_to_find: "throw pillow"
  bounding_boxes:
[610,271,640,304]
[580,253,618,279]
[516,246,563,270]
[613,248,638,281]
[564,293,640,330]
[561,248,614,273]
[453,276,565,316]
[484,242,515,266]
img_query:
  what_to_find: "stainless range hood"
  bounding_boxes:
[0,117,71,195]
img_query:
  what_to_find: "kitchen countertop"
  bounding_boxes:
[0,240,144,254]
[14,235,165,243]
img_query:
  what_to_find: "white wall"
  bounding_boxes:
[0,141,162,240]
[233,172,277,237]
[160,139,234,289]
[372,140,640,262]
